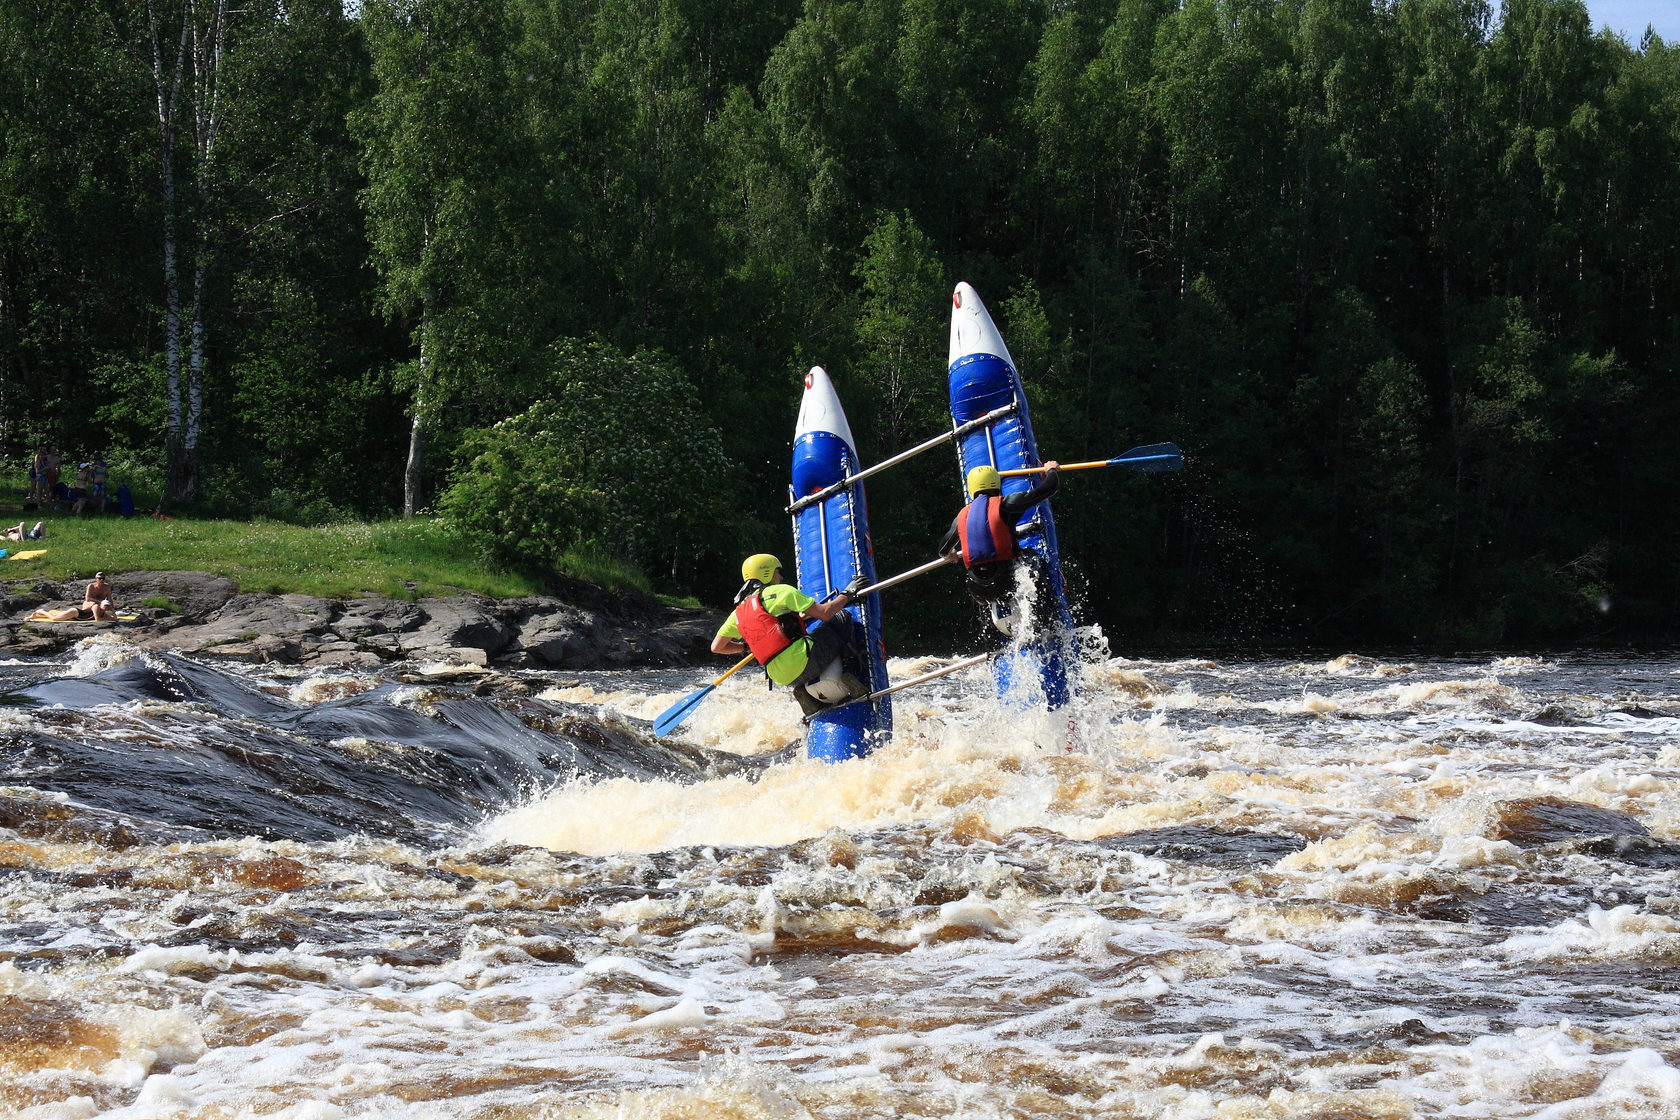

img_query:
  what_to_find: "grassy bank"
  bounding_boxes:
[0,498,679,604]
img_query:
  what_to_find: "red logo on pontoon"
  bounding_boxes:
[953,290,962,308]
[804,372,813,388]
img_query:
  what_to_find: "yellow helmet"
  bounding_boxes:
[966,465,1002,498]
[741,553,783,583]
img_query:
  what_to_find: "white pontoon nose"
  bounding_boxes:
[949,282,1016,370]
[794,365,858,454]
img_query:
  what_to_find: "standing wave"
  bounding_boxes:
[0,650,766,845]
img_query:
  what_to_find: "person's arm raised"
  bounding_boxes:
[803,592,852,622]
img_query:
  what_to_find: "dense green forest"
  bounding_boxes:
[2,0,1676,648]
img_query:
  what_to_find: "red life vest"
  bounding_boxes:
[733,591,806,666]
[959,496,1015,568]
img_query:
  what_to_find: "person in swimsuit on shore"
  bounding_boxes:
[91,455,108,511]
[29,444,48,504]
[82,572,115,621]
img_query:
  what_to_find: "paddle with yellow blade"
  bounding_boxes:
[997,442,1182,477]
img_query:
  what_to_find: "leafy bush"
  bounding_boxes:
[440,340,734,584]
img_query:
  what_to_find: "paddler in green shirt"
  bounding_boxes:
[712,553,868,716]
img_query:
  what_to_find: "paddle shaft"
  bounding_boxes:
[848,555,957,599]
[999,460,1096,476]
[786,403,1020,514]
[802,653,991,723]
[998,445,1181,477]
[708,653,757,688]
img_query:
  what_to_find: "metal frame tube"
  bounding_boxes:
[787,404,1018,514]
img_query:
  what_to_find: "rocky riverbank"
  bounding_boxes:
[0,570,717,669]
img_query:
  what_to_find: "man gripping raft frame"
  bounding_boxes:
[655,554,957,739]
[947,282,1078,709]
[938,461,1061,632]
[712,553,869,717]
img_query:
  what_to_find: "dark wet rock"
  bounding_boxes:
[1489,796,1649,848]
[1406,880,1652,926]
[0,788,215,849]
[2,569,716,671]
[1099,825,1309,869]
[1576,833,1680,869]
[1519,703,1582,726]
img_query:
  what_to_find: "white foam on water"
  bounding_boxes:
[7,654,1680,1118]
[62,635,149,678]
[1492,655,1556,671]
[1497,905,1680,963]
[287,674,378,704]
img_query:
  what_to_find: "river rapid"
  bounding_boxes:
[1,632,1678,1119]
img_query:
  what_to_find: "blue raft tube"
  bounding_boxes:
[946,282,1076,710]
[788,366,892,761]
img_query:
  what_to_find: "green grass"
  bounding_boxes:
[0,512,541,598]
[0,502,685,605]
[0,466,695,604]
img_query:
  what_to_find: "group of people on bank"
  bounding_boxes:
[28,445,111,514]
[714,461,1060,716]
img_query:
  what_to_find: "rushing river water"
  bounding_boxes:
[1,632,1678,1119]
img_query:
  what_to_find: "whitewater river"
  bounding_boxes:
[1,632,1678,1118]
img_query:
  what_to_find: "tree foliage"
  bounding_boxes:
[3,0,1678,642]
[439,340,733,581]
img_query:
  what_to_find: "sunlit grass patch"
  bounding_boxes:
[0,469,683,604]
[0,511,542,599]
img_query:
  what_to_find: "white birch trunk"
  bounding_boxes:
[404,216,435,519]
[150,4,189,497]
[183,257,207,501]
[404,308,429,518]
[180,0,228,503]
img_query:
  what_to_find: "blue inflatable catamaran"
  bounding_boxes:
[656,294,1175,756]
[948,282,1075,709]
[788,366,892,761]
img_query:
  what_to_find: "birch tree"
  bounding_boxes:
[354,0,525,517]
[144,0,228,503]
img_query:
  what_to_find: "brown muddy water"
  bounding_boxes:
[1,635,1678,1118]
